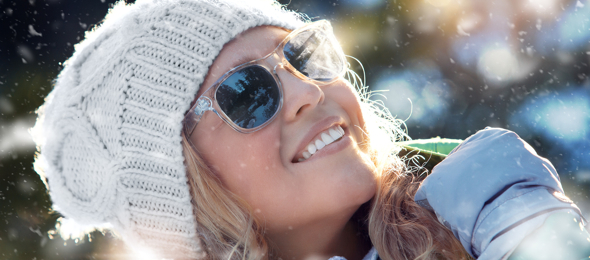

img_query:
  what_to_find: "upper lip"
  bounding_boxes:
[292,116,346,163]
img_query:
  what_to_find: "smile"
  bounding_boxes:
[295,125,345,162]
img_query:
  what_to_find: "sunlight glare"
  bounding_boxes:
[522,0,560,15]
[50,217,112,241]
[543,99,589,142]
[426,0,452,7]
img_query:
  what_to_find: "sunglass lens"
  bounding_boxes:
[283,25,345,81]
[215,65,280,129]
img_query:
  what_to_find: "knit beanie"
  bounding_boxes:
[31,0,304,258]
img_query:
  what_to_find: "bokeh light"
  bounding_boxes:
[426,0,452,7]
[509,87,590,178]
[558,2,590,50]
[511,87,589,144]
[477,47,520,84]
[521,0,561,16]
[0,116,36,159]
[371,61,452,126]
[457,13,483,36]
[341,0,384,9]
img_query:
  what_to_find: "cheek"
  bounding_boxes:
[329,82,367,143]
[196,123,284,199]
[343,83,364,121]
[330,80,363,117]
[234,128,282,170]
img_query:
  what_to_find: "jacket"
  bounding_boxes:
[411,127,590,259]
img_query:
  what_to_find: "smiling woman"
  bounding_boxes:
[29,0,589,259]
[184,24,381,259]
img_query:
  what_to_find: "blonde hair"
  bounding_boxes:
[182,133,267,260]
[351,68,472,260]
[181,64,471,260]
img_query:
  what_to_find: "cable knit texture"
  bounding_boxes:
[32,0,303,258]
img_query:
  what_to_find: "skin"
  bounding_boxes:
[190,26,377,260]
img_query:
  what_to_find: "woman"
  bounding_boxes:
[32,0,587,259]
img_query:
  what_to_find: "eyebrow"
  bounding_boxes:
[230,55,260,68]
[228,29,288,68]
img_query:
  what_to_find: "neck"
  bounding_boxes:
[266,211,372,260]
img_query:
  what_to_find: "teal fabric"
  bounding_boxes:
[398,138,462,156]
[397,138,462,171]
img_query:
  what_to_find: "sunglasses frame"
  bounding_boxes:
[183,20,346,137]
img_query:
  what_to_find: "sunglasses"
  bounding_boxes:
[183,20,347,137]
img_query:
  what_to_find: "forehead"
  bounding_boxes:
[197,26,290,96]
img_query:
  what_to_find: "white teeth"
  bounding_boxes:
[308,143,317,154]
[315,139,326,150]
[328,128,340,140]
[297,126,345,162]
[321,133,334,145]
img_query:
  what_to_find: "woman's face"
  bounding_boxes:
[190,26,377,233]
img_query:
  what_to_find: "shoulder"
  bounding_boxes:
[448,127,536,157]
[414,127,581,258]
[431,127,557,185]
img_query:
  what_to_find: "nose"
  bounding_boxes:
[276,65,325,122]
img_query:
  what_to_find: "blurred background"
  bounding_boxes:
[0,0,589,259]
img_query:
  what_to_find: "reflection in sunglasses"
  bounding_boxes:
[217,66,280,129]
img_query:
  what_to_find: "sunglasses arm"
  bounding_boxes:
[183,96,216,137]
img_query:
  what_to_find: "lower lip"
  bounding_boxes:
[299,133,353,163]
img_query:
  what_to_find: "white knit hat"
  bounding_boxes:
[32,0,304,258]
